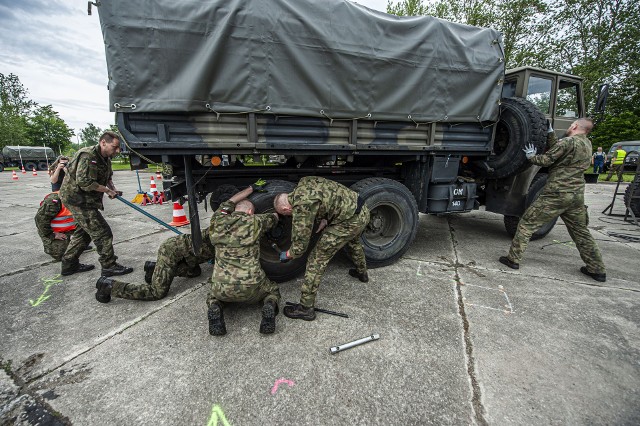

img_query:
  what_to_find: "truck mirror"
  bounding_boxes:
[594,84,609,114]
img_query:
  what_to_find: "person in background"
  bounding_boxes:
[605,145,626,181]
[592,147,605,174]
[49,155,69,191]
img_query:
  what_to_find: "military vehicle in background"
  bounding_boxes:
[94,0,607,281]
[0,146,56,172]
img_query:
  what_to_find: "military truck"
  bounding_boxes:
[0,146,56,172]
[95,0,607,281]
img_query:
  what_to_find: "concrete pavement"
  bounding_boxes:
[0,170,638,425]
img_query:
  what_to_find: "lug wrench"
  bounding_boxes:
[330,333,380,354]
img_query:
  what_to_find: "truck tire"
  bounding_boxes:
[504,173,558,240]
[209,184,238,211]
[485,97,547,179]
[350,178,419,268]
[38,161,49,171]
[248,180,311,282]
[24,161,38,172]
[624,175,640,217]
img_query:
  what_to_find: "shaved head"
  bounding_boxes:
[574,118,593,134]
[235,199,254,214]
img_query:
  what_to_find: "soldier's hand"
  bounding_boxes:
[316,219,328,233]
[53,232,67,240]
[107,189,117,199]
[547,119,554,134]
[115,190,123,197]
[523,143,536,159]
[250,178,269,193]
[279,251,291,263]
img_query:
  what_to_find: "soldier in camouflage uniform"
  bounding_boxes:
[274,176,370,321]
[499,118,607,282]
[95,229,215,303]
[207,182,281,335]
[35,192,74,261]
[59,131,133,277]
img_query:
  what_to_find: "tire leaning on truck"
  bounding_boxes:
[350,178,419,268]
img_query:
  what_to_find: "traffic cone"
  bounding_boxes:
[156,170,162,180]
[12,170,18,180]
[169,202,190,226]
[32,167,38,176]
[149,176,158,194]
[21,166,26,174]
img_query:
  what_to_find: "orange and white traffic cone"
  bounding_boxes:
[21,166,26,174]
[149,176,158,195]
[156,170,162,180]
[12,170,18,180]
[32,167,38,176]
[169,202,190,226]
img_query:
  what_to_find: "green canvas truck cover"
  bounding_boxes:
[2,146,55,160]
[97,0,505,123]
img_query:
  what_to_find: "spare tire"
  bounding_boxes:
[624,175,640,217]
[504,173,558,240]
[485,97,547,179]
[248,180,313,283]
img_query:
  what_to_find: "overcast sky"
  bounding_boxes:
[0,0,389,139]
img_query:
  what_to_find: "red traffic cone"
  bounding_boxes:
[32,167,38,176]
[149,176,158,194]
[12,170,18,180]
[169,202,190,226]
[21,166,26,174]
[156,171,162,180]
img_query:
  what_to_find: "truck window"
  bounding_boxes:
[556,80,580,118]
[526,76,552,114]
[502,80,516,98]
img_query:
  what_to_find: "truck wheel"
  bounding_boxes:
[37,161,49,171]
[504,173,558,240]
[350,178,419,268]
[485,97,547,179]
[209,184,238,211]
[624,174,640,217]
[248,180,311,283]
[25,161,38,172]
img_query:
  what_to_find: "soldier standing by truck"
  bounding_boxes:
[499,118,607,282]
[274,177,370,321]
[59,131,133,277]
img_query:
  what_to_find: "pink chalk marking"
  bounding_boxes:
[271,378,295,395]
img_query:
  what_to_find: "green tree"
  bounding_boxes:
[0,73,35,149]
[79,123,103,147]
[28,105,74,154]
[590,111,640,152]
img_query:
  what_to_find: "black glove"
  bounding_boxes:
[250,178,269,193]
[279,251,291,263]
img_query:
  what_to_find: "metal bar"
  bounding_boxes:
[115,195,183,235]
[184,156,202,254]
[330,334,380,354]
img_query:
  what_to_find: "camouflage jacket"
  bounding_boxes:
[530,133,592,193]
[210,200,277,286]
[288,176,358,258]
[35,193,63,240]
[60,145,112,209]
[167,229,216,268]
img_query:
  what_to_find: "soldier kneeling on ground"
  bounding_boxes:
[95,229,215,303]
[206,180,281,335]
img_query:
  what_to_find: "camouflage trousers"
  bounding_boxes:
[112,233,215,301]
[507,191,605,273]
[206,277,280,308]
[62,206,116,268]
[605,164,624,181]
[300,206,369,308]
[40,235,70,261]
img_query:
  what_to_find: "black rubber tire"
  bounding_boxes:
[248,180,310,283]
[209,184,238,211]
[350,178,419,268]
[624,174,640,217]
[24,161,37,172]
[37,161,49,171]
[504,173,558,241]
[485,97,547,179]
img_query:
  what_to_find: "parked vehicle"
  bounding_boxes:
[0,146,56,172]
[604,141,640,172]
[95,0,607,281]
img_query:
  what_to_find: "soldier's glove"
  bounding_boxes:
[523,143,536,160]
[547,119,554,134]
[115,190,123,197]
[279,251,291,263]
[250,178,269,193]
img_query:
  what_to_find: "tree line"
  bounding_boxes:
[387,0,640,151]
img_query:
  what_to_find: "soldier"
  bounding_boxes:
[94,229,215,303]
[35,192,76,261]
[206,181,281,335]
[499,118,607,282]
[59,131,133,277]
[274,176,370,321]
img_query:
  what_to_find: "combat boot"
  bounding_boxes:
[61,261,95,276]
[186,264,202,278]
[95,276,114,303]
[259,300,278,334]
[102,262,134,277]
[208,303,226,336]
[144,261,156,284]
[580,266,606,282]
[499,256,519,270]
[283,303,316,321]
[348,268,369,283]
